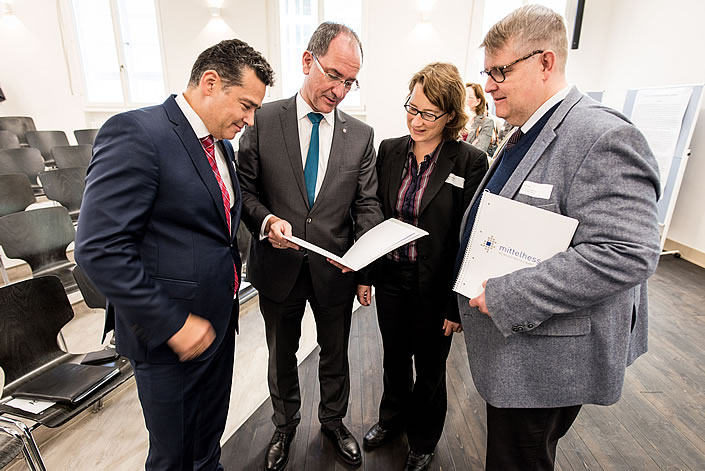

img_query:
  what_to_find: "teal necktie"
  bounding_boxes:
[304,112,323,207]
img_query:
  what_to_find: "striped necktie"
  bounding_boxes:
[199,134,239,292]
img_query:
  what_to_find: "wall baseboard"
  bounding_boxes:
[663,239,705,269]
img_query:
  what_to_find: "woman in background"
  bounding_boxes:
[461,82,495,156]
[358,63,487,471]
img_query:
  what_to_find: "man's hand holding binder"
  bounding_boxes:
[453,192,579,311]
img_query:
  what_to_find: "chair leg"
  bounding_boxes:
[0,416,47,471]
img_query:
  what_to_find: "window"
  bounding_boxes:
[278,0,363,107]
[71,0,166,105]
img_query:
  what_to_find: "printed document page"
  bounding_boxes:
[631,87,692,192]
[286,218,428,271]
[453,192,578,298]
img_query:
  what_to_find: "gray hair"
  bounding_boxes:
[188,39,275,88]
[482,4,568,72]
[306,22,364,62]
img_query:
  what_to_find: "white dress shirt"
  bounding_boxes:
[259,93,336,238]
[175,93,234,209]
[520,85,571,134]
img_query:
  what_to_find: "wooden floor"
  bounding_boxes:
[222,256,705,471]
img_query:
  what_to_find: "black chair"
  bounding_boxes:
[51,145,92,169]
[0,174,36,218]
[71,265,106,310]
[0,368,46,470]
[0,148,45,195]
[0,277,133,431]
[73,129,99,146]
[0,207,77,294]
[0,131,20,150]
[38,168,86,222]
[25,131,69,167]
[0,117,36,146]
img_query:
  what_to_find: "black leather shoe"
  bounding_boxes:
[265,430,295,471]
[363,422,394,449]
[404,450,433,471]
[321,424,362,467]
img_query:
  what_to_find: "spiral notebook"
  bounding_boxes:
[453,191,579,298]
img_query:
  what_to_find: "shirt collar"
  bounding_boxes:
[520,85,571,134]
[175,93,212,141]
[296,93,335,127]
[406,137,444,165]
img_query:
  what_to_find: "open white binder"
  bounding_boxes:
[286,218,428,271]
[453,191,579,298]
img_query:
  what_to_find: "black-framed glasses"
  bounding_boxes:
[480,50,544,83]
[403,97,448,122]
[310,53,360,92]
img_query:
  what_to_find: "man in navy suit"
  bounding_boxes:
[75,40,274,470]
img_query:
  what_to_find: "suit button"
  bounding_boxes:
[527,322,535,329]
[306,217,312,223]
[511,325,520,332]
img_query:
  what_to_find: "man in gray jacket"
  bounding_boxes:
[455,5,661,470]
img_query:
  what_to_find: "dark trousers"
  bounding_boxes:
[485,403,582,471]
[131,325,236,471]
[375,260,453,454]
[259,261,354,433]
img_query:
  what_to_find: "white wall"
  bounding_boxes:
[568,0,705,255]
[364,0,478,145]
[0,1,87,141]
[2,0,705,255]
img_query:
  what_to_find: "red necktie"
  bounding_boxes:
[200,135,239,293]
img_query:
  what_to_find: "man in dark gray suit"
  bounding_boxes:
[238,22,382,470]
[455,5,661,470]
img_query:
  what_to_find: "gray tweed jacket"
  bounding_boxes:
[457,86,661,408]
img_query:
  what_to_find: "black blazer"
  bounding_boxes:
[372,136,487,322]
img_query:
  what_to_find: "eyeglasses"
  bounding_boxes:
[403,97,448,122]
[480,50,544,83]
[310,53,360,92]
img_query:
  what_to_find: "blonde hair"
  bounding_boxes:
[465,83,487,115]
[408,63,468,141]
[482,4,568,73]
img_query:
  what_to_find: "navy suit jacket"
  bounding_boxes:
[75,95,241,363]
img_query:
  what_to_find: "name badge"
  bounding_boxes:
[519,181,553,199]
[445,173,464,188]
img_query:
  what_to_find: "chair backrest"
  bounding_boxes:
[39,167,87,213]
[0,174,36,217]
[0,276,74,389]
[0,117,36,145]
[0,206,75,274]
[51,144,92,169]
[72,265,106,309]
[73,128,99,146]
[0,130,20,149]
[25,130,69,165]
[0,148,45,186]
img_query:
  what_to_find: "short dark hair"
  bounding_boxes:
[188,39,275,88]
[306,22,363,62]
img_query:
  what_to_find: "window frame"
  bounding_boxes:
[267,0,367,115]
[62,0,169,111]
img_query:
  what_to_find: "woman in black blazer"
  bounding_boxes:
[359,63,488,471]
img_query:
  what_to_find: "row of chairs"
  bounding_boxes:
[0,116,97,147]
[0,169,85,220]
